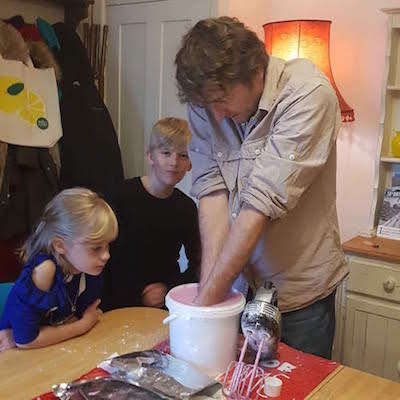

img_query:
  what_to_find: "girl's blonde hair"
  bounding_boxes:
[20,188,118,267]
[148,117,191,153]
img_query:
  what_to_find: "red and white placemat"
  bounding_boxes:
[154,339,339,400]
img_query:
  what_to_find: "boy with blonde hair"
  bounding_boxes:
[102,117,200,310]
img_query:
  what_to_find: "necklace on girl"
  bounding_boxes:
[66,273,86,313]
[47,273,87,326]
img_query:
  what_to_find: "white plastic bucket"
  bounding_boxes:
[164,283,245,377]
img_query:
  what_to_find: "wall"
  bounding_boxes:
[220,0,400,241]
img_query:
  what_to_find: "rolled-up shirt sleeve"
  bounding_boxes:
[187,105,227,199]
[241,81,340,219]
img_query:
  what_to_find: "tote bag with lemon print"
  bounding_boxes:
[0,55,62,148]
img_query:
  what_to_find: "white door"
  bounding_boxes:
[106,0,219,194]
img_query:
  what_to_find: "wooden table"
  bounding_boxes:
[0,307,168,400]
[306,366,400,399]
[0,307,399,400]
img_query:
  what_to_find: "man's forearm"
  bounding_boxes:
[198,190,230,285]
[196,205,267,305]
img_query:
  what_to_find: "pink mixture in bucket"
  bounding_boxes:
[169,283,243,307]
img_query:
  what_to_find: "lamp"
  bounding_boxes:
[263,20,354,122]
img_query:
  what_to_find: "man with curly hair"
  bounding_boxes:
[175,16,348,359]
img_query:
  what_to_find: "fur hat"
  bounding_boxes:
[0,20,29,63]
[27,41,61,82]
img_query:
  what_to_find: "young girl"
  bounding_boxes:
[0,187,118,352]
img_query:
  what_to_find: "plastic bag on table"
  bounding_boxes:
[52,376,162,399]
[106,350,221,399]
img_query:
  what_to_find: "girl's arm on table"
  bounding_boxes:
[16,299,101,349]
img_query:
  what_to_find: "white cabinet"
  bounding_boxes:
[336,238,400,382]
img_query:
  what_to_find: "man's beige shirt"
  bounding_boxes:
[188,57,349,312]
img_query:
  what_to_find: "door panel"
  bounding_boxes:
[120,22,146,178]
[106,0,218,190]
[343,294,400,381]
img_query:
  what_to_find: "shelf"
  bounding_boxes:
[343,235,400,263]
[381,156,400,163]
[20,0,94,5]
[53,0,94,4]
[374,10,400,225]
[381,8,400,14]
[23,0,95,29]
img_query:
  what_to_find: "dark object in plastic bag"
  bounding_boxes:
[109,350,221,399]
[53,376,162,399]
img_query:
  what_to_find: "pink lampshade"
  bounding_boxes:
[263,20,354,122]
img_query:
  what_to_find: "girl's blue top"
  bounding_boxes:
[0,253,102,345]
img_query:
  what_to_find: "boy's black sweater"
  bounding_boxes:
[102,177,200,311]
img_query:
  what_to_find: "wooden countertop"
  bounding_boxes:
[343,235,400,263]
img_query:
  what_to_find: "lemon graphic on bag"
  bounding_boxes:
[0,76,48,129]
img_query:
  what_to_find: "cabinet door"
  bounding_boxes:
[106,0,218,193]
[343,293,400,381]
